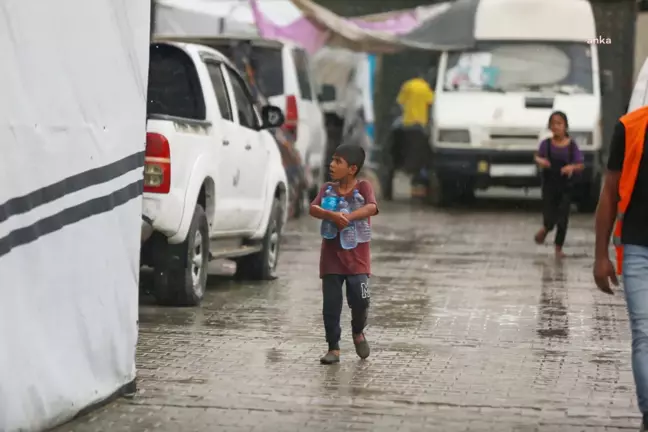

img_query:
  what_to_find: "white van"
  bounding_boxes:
[167,36,328,200]
[430,0,606,211]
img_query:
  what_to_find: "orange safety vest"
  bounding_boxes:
[614,106,648,274]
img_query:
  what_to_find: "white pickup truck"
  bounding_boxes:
[140,41,289,306]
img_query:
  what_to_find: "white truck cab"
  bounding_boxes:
[431,0,604,211]
[141,41,288,306]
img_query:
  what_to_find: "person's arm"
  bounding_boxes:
[347,181,379,221]
[534,140,550,167]
[568,141,585,172]
[309,204,335,221]
[595,121,625,261]
[309,185,349,227]
[309,184,334,221]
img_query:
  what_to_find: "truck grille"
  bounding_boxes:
[487,129,539,146]
[490,134,537,140]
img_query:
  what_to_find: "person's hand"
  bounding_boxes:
[330,212,349,230]
[561,164,575,176]
[536,157,551,168]
[593,257,619,294]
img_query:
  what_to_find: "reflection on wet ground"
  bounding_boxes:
[58,190,639,432]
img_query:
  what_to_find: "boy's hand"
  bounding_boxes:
[330,212,349,229]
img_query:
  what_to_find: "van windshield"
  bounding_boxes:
[442,41,594,94]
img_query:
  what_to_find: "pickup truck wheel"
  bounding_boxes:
[155,204,209,307]
[235,198,282,281]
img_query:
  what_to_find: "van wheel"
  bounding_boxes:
[155,204,209,306]
[235,198,282,280]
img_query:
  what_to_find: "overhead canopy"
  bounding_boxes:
[397,0,479,49]
[154,0,258,36]
[154,0,474,54]
[282,0,470,53]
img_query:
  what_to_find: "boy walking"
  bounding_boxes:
[309,144,379,364]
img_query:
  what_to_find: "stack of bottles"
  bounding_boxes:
[320,186,372,250]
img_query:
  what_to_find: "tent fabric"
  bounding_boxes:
[153,0,470,54]
[250,0,471,53]
[265,0,460,53]
[399,0,479,49]
[0,0,149,430]
[155,0,258,36]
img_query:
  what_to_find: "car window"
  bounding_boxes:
[147,43,206,119]
[250,47,284,98]
[292,48,313,101]
[226,68,258,129]
[207,43,284,98]
[205,62,233,121]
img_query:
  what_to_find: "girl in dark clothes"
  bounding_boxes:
[534,111,585,258]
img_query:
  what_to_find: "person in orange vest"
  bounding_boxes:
[594,106,648,430]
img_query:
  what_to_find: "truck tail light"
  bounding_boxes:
[144,132,171,194]
[282,94,298,141]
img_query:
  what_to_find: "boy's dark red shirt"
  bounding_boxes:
[311,180,379,278]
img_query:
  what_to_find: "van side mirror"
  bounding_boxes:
[318,84,337,103]
[259,105,284,130]
[601,70,614,94]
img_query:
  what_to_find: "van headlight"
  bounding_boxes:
[438,129,470,143]
[571,132,592,146]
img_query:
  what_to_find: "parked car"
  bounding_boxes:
[141,41,289,306]
[202,39,309,219]
[162,35,328,201]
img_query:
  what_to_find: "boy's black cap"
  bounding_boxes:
[334,144,365,174]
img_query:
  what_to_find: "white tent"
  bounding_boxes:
[0,0,149,431]
[154,0,303,37]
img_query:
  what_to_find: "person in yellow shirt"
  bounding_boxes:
[392,72,435,197]
[397,74,435,127]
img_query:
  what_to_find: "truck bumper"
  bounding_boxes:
[432,147,599,190]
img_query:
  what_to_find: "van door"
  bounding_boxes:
[223,66,269,231]
[292,48,326,184]
[203,60,243,233]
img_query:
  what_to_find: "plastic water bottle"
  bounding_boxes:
[320,186,338,239]
[352,189,371,243]
[338,198,357,250]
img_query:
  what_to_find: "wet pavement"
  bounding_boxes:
[56,186,639,432]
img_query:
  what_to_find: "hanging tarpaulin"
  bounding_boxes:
[248,0,462,54]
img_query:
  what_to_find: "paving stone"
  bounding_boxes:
[56,196,641,431]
